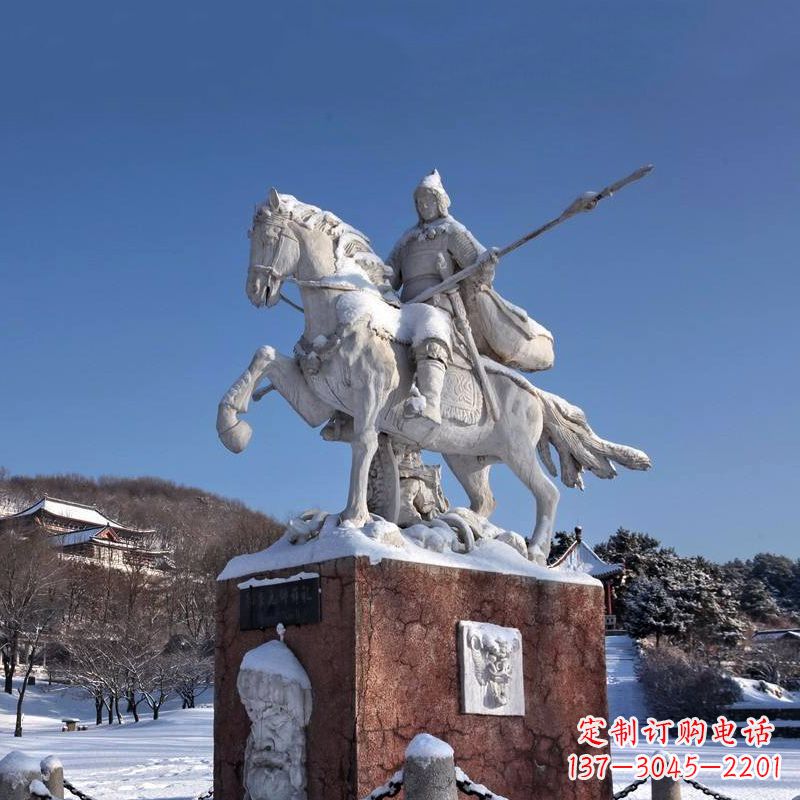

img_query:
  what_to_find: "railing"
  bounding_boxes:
[361,735,749,800]
[613,775,744,800]
[361,733,509,800]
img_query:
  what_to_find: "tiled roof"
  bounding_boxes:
[550,539,623,579]
[6,496,155,533]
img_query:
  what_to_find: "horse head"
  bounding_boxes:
[246,188,301,308]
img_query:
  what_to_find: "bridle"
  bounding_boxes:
[249,214,299,282]
[249,210,387,299]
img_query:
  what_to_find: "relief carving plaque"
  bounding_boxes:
[458,620,525,716]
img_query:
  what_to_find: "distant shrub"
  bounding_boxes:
[638,647,742,721]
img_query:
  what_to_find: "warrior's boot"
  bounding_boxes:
[404,340,448,424]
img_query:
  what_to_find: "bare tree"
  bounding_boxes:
[14,623,50,736]
[140,654,175,720]
[0,528,64,697]
[168,645,213,709]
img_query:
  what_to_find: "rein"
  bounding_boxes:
[290,276,371,292]
[251,264,381,295]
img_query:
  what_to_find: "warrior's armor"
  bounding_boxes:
[386,171,484,424]
[386,170,555,424]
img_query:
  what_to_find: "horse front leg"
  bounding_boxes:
[340,422,380,528]
[217,345,333,453]
[339,370,384,526]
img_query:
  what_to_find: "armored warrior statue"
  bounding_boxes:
[386,170,555,425]
[218,163,652,557]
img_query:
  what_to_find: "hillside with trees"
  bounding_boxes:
[552,527,800,719]
[0,469,283,735]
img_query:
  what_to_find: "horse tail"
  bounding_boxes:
[535,389,651,489]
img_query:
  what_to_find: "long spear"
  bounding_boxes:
[411,164,654,305]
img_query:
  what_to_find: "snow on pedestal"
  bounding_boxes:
[218,514,597,587]
[39,756,63,799]
[0,751,46,800]
[236,640,313,800]
[404,734,457,800]
[405,733,454,766]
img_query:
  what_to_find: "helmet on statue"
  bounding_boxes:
[414,169,451,221]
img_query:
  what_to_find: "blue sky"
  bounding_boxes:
[1,2,798,561]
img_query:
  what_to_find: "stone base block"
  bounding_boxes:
[215,556,610,800]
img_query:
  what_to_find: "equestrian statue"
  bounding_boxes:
[217,168,652,563]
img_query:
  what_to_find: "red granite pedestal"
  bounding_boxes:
[215,556,611,800]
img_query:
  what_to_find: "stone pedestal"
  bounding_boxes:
[215,556,611,800]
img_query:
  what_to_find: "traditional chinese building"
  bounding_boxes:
[752,628,800,658]
[752,628,800,644]
[550,526,624,630]
[0,496,172,571]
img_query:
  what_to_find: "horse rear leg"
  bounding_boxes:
[444,454,496,517]
[504,450,559,564]
[499,399,560,563]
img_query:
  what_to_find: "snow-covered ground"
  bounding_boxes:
[606,634,648,721]
[732,676,800,710]
[2,639,799,798]
[607,635,800,798]
[0,679,212,800]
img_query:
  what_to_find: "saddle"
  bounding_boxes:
[440,339,483,425]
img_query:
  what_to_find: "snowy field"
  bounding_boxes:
[0,679,212,800]
[607,635,800,799]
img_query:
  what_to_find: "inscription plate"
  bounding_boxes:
[239,577,321,630]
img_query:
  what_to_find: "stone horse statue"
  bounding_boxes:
[217,189,650,563]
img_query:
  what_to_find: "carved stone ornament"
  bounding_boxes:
[237,640,313,800]
[458,620,524,716]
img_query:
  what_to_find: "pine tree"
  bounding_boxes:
[740,578,781,622]
[548,530,575,561]
[622,576,685,647]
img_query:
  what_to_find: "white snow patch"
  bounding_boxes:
[606,635,648,721]
[0,750,42,785]
[240,640,311,690]
[29,778,51,797]
[732,677,800,709]
[336,291,451,349]
[218,514,597,586]
[39,755,61,779]
[237,571,319,590]
[361,769,404,800]
[405,385,427,414]
[405,733,454,764]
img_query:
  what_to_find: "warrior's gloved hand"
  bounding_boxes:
[476,247,499,286]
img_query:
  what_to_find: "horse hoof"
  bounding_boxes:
[338,511,370,529]
[219,420,253,453]
[528,544,548,566]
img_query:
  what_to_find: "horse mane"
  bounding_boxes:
[277,193,388,288]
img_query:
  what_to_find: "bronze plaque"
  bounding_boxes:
[239,576,321,630]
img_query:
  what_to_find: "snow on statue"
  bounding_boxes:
[217,168,652,563]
